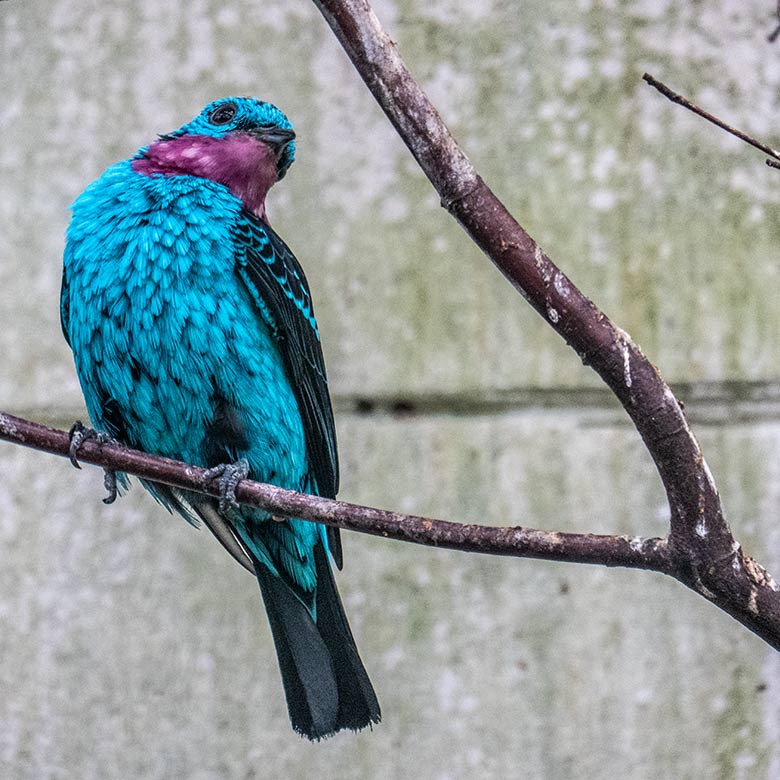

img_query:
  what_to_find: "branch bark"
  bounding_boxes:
[0,411,671,571]
[309,0,780,648]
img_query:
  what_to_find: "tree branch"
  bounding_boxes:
[2,2,779,651]
[309,0,780,648]
[642,72,780,167]
[0,411,672,572]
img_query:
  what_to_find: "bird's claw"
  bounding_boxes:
[203,458,250,514]
[68,420,114,467]
[102,469,118,504]
[68,420,89,468]
[68,420,119,504]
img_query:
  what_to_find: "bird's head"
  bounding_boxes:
[171,97,296,179]
[133,97,296,220]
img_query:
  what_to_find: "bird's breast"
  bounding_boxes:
[64,162,308,488]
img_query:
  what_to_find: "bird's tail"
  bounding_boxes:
[255,542,380,740]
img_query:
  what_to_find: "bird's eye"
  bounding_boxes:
[209,102,238,125]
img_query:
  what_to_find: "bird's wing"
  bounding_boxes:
[233,210,343,568]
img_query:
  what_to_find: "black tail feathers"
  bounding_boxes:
[255,542,380,740]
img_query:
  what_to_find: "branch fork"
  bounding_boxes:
[309,0,780,648]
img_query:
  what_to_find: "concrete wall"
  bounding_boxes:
[2,0,780,777]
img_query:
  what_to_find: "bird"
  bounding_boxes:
[60,96,380,740]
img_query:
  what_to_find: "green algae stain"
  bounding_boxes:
[712,665,769,780]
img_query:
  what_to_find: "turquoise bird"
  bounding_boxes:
[60,97,380,739]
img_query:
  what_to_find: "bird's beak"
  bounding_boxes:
[251,126,296,156]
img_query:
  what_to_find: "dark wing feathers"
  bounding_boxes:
[60,266,72,347]
[233,210,342,568]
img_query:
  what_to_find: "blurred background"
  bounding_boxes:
[2,0,780,777]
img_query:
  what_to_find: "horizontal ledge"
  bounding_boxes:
[14,379,780,427]
[336,379,780,423]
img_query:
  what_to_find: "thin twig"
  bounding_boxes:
[769,0,780,42]
[643,72,780,164]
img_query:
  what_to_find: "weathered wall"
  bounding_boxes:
[1,1,780,778]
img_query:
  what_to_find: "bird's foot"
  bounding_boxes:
[202,458,250,514]
[68,420,119,504]
[68,420,115,467]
